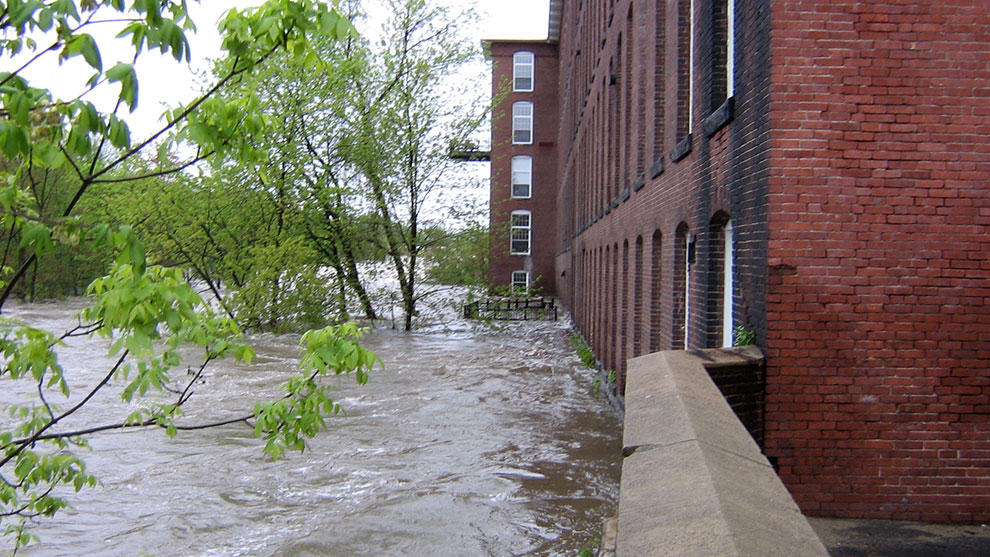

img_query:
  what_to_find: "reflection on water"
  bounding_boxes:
[3,299,621,556]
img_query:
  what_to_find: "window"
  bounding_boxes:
[511,156,532,198]
[513,51,534,92]
[674,0,692,141]
[721,220,734,347]
[511,270,530,292]
[711,0,734,108]
[727,0,735,99]
[688,0,695,134]
[510,210,531,255]
[706,215,734,347]
[684,230,693,349]
[673,223,691,349]
[512,101,533,144]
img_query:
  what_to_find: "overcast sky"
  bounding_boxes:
[17,0,550,138]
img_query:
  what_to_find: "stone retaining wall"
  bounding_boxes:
[615,347,827,556]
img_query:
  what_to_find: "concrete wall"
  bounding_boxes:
[617,347,827,556]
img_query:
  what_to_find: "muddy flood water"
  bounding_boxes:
[2,299,622,556]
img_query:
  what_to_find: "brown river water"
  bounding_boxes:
[2,298,621,556]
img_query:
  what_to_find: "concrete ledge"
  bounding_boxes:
[616,347,828,556]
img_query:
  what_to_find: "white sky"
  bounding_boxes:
[11,0,550,139]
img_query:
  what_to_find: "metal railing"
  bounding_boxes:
[462,296,558,321]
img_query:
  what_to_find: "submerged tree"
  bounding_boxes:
[192,0,488,331]
[344,0,488,330]
[0,0,381,549]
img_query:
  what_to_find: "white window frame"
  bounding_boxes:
[513,51,535,92]
[688,0,695,134]
[511,270,530,292]
[512,101,533,145]
[684,230,692,349]
[511,156,533,199]
[722,220,734,347]
[727,0,735,99]
[510,210,532,255]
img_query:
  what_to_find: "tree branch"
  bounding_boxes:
[0,351,128,468]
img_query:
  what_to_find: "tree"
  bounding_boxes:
[0,0,380,549]
[197,28,382,327]
[342,0,488,330]
[193,0,489,332]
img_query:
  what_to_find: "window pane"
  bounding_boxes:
[513,52,534,92]
[511,156,532,198]
[512,102,533,144]
[511,271,529,291]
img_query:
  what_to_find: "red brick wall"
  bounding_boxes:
[767,0,990,522]
[488,41,560,295]
[555,0,772,400]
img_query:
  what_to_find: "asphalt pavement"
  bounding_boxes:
[809,517,990,557]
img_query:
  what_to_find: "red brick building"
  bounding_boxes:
[487,0,989,523]
[487,42,560,295]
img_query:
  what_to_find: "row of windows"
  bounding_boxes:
[511,53,536,265]
[557,1,738,228]
[576,217,737,379]
[509,53,536,281]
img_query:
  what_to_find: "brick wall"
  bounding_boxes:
[766,0,990,522]
[555,0,772,404]
[492,0,988,522]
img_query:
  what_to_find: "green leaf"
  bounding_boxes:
[64,33,102,72]
[0,122,29,157]
[107,62,138,111]
[38,7,54,31]
[185,122,213,147]
[108,116,130,148]
[19,222,54,256]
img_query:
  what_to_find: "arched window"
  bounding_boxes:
[708,217,735,347]
[723,220,735,346]
[509,210,532,255]
[512,101,533,144]
[511,156,533,198]
[673,223,692,349]
[513,51,535,92]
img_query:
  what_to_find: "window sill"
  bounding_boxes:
[703,96,735,138]
[649,158,664,179]
[670,134,692,162]
[633,174,646,192]
[621,184,631,202]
